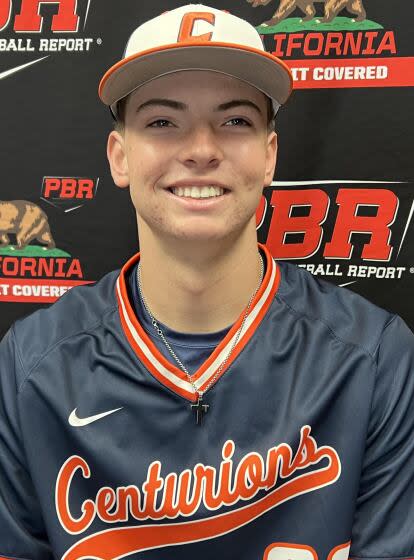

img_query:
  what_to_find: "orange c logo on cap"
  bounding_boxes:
[178,12,215,42]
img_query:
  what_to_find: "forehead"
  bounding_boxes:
[126,70,268,110]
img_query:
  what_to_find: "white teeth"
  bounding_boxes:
[171,186,225,198]
[191,186,201,198]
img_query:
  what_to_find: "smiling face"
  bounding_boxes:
[107,70,277,248]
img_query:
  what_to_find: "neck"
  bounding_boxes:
[137,221,263,333]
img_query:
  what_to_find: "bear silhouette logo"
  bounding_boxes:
[0,200,55,251]
[248,0,366,27]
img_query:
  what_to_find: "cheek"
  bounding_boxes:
[126,141,169,192]
[127,142,154,175]
[235,143,269,191]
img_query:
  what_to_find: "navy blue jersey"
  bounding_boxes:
[1,243,414,560]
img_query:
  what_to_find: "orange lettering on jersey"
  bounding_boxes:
[177,12,215,43]
[58,427,341,558]
[328,541,351,560]
[55,456,95,534]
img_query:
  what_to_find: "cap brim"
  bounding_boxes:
[99,42,293,113]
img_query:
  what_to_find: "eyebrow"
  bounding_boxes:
[135,98,264,115]
[215,99,263,116]
[136,99,186,113]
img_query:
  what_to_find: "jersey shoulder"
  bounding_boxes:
[275,260,395,358]
[10,268,120,379]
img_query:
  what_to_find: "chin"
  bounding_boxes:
[173,231,228,244]
[174,226,250,247]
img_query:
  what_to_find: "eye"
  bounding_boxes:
[147,119,174,128]
[224,117,251,127]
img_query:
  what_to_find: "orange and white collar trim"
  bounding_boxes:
[116,243,280,403]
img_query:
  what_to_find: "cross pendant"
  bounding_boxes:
[191,395,209,426]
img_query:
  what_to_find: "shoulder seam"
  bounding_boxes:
[276,292,378,363]
[10,323,27,383]
[372,313,398,359]
[16,304,119,395]
[368,313,400,429]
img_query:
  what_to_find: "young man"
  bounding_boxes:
[0,4,413,560]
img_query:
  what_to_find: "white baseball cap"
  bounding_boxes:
[99,4,293,119]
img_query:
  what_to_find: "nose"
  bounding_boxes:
[177,124,224,171]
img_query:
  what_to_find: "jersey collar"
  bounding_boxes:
[115,243,280,402]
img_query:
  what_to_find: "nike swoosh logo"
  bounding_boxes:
[0,57,49,81]
[69,407,123,427]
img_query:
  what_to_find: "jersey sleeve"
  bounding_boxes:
[350,315,414,559]
[0,326,53,560]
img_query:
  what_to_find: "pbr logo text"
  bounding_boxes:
[0,0,99,53]
[257,181,413,284]
[41,176,99,211]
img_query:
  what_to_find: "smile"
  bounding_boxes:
[169,186,227,199]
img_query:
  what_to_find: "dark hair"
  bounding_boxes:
[113,97,128,133]
[113,92,276,133]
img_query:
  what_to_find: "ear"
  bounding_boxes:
[264,131,278,187]
[107,130,129,188]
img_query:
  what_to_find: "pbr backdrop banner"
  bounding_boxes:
[0,0,413,338]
